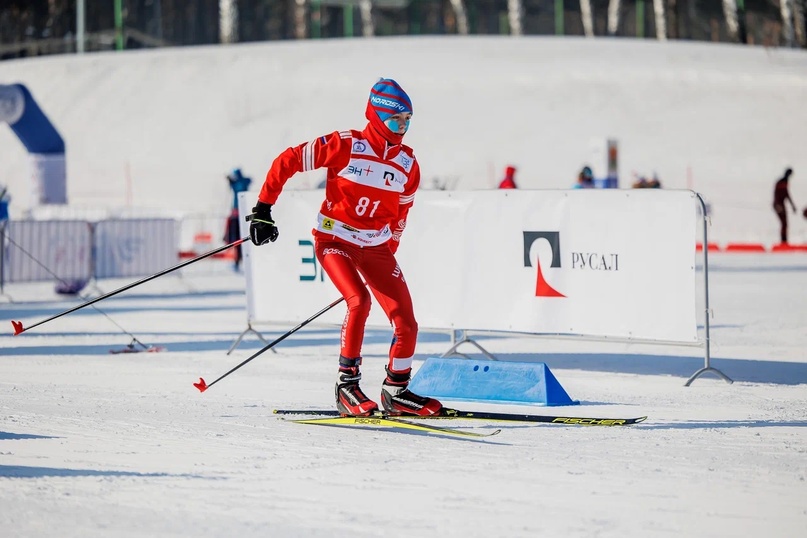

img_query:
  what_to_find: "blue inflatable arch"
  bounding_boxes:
[0,84,66,204]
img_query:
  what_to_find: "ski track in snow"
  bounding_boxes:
[1,256,806,537]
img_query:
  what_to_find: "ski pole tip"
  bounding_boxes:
[193,377,208,392]
[11,320,23,335]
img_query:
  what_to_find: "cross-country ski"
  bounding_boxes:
[285,415,501,439]
[273,408,647,426]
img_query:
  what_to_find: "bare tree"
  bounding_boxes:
[667,0,679,39]
[294,0,308,39]
[780,0,795,47]
[449,0,469,35]
[580,0,595,37]
[44,0,69,39]
[608,0,621,36]
[794,0,806,46]
[507,0,523,36]
[219,0,238,43]
[722,0,740,41]
[653,0,667,39]
[359,0,374,37]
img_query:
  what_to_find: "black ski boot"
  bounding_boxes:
[335,356,379,417]
[380,366,443,416]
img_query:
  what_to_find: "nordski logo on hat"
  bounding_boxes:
[370,95,407,112]
[368,78,413,123]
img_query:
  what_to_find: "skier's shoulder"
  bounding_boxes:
[318,130,355,144]
[399,143,417,162]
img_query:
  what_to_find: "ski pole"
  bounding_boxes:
[194,296,345,392]
[3,232,157,350]
[11,236,249,336]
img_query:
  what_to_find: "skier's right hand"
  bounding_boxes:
[247,201,279,245]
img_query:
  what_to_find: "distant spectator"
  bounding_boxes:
[632,172,662,189]
[227,168,252,210]
[225,169,252,271]
[773,168,797,244]
[573,166,594,189]
[224,208,243,271]
[498,165,517,189]
[0,184,10,222]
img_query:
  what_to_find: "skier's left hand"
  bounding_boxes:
[247,202,279,245]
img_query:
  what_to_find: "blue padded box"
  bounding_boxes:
[409,357,579,406]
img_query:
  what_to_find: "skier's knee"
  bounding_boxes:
[345,287,372,318]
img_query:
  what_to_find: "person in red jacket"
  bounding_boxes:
[773,168,797,244]
[248,78,442,418]
[498,165,517,189]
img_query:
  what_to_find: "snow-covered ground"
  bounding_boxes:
[1,252,806,537]
[1,36,806,537]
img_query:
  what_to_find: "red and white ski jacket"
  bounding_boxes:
[258,123,420,252]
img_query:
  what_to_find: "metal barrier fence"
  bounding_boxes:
[93,219,178,279]
[3,220,92,283]
[0,218,177,286]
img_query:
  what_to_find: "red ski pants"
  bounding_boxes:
[315,238,417,373]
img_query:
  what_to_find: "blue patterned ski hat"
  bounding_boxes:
[367,78,413,123]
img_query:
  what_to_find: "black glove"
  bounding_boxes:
[247,201,279,245]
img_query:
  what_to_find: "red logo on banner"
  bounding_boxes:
[523,231,566,298]
[534,260,565,297]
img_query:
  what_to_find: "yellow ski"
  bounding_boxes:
[287,415,500,438]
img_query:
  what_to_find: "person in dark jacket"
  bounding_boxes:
[225,168,252,270]
[574,166,595,189]
[773,168,797,244]
[227,168,252,210]
[0,184,10,222]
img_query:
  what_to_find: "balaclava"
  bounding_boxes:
[365,78,413,145]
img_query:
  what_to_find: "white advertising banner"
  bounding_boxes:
[241,189,698,343]
[94,219,178,279]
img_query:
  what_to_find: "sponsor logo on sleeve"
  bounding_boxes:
[400,155,412,171]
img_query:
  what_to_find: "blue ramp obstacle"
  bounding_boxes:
[409,357,579,406]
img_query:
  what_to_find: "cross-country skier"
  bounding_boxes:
[248,78,443,417]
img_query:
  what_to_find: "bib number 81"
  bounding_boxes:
[355,197,380,217]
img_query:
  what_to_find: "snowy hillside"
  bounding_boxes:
[1,36,806,244]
